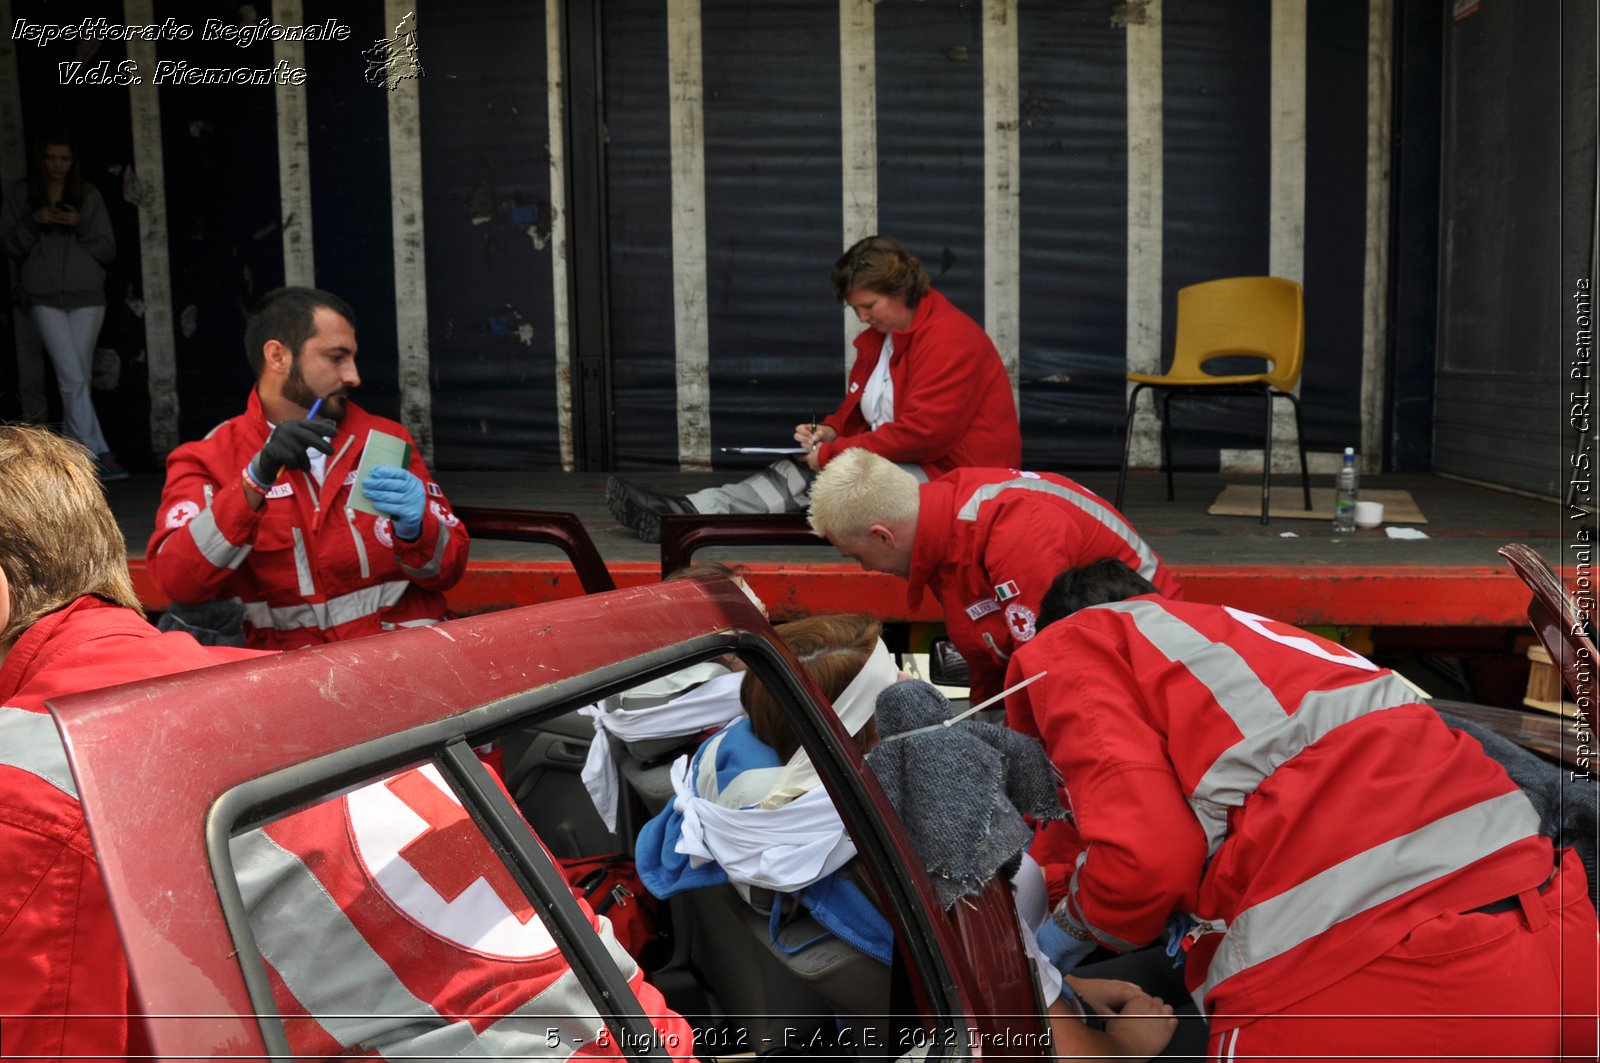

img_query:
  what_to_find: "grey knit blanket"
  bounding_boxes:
[866,681,1066,908]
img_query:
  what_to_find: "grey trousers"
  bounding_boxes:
[685,456,927,515]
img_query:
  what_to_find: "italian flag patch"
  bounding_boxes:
[994,580,1020,602]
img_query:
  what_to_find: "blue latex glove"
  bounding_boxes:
[361,465,426,541]
[1036,915,1098,973]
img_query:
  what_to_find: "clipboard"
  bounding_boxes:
[348,428,414,516]
[719,446,809,455]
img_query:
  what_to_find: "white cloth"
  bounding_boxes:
[663,638,902,892]
[1011,852,1063,1006]
[32,305,108,455]
[860,334,896,430]
[579,663,743,830]
[668,744,858,893]
[747,639,899,809]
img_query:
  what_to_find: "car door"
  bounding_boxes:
[51,578,1047,1060]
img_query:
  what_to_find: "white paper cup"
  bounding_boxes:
[1354,500,1385,528]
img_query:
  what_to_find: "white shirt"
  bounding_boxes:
[860,335,896,430]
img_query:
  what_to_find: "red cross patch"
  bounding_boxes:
[347,765,557,958]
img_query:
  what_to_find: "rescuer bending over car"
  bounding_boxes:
[147,286,469,650]
[1008,559,1599,1061]
[806,447,1182,707]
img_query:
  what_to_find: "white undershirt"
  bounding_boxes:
[860,334,896,430]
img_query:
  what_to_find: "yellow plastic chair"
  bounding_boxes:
[1114,276,1311,525]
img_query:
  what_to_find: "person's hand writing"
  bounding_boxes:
[792,422,837,449]
[249,417,336,487]
[1100,992,1177,1059]
[361,465,426,541]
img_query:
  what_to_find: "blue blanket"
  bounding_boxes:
[635,718,894,964]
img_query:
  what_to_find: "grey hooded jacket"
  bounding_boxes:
[0,182,114,309]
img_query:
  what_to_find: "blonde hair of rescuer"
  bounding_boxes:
[807,447,920,543]
[0,423,142,645]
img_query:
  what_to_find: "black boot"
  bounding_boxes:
[605,476,697,543]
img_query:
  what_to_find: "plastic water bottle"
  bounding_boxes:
[1332,447,1359,534]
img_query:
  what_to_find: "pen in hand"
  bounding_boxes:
[810,413,819,449]
[307,397,324,421]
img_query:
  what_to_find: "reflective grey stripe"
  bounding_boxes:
[230,827,455,1052]
[290,527,315,597]
[183,507,254,571]
[399,522,449,582]
[1067,858,1140,952]
[452,977,597,1059]
[1099,600,1424,854]
[345,508,371,580]
[1194,790,1541,1013]
[458,912,638,1059]
[232,822,620,1060]
[0,706,75,799]
[1189,675,1421,852]
[241,579,412,634]
[1099,600,1283,736]
[954,478,1163,583]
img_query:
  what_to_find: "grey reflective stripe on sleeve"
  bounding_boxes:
[1194,789,1541,1014]
[232,825,613,1060]
[457,912,636,1059]
[1099,600,1427,855]
[1066,858,1141,952]
[241,579,412,634]
[290,527,315,597]
[345,508,371,580]
[0,706,75,799]
[955,478,1163,582]
[182,506,254,571]
[230,826,457,1052]
[398,523,449,581]
[1187,673,1423,853]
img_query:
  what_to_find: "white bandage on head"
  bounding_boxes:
[756,638,899,808]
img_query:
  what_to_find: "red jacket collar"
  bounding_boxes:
[905,477,957,607]
[0,597,146,708]
[852,287,950,357]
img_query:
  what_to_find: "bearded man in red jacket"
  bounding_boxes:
[148,287,470,649]
[606,235,1020,541]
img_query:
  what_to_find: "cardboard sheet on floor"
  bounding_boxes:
[1207,485,1428,523]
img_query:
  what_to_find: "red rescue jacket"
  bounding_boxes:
[0,598,257,1060]
[906,467,1182,704]
[148,391,470,650]
[817,288,1020,476]
[245,764,697,1060]
[1006,596,1553,1030]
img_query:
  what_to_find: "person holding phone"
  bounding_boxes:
[0,130,124,481]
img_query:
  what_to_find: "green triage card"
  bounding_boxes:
[348,428,414,517]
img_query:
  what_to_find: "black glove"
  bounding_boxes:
[250,417,336,486]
